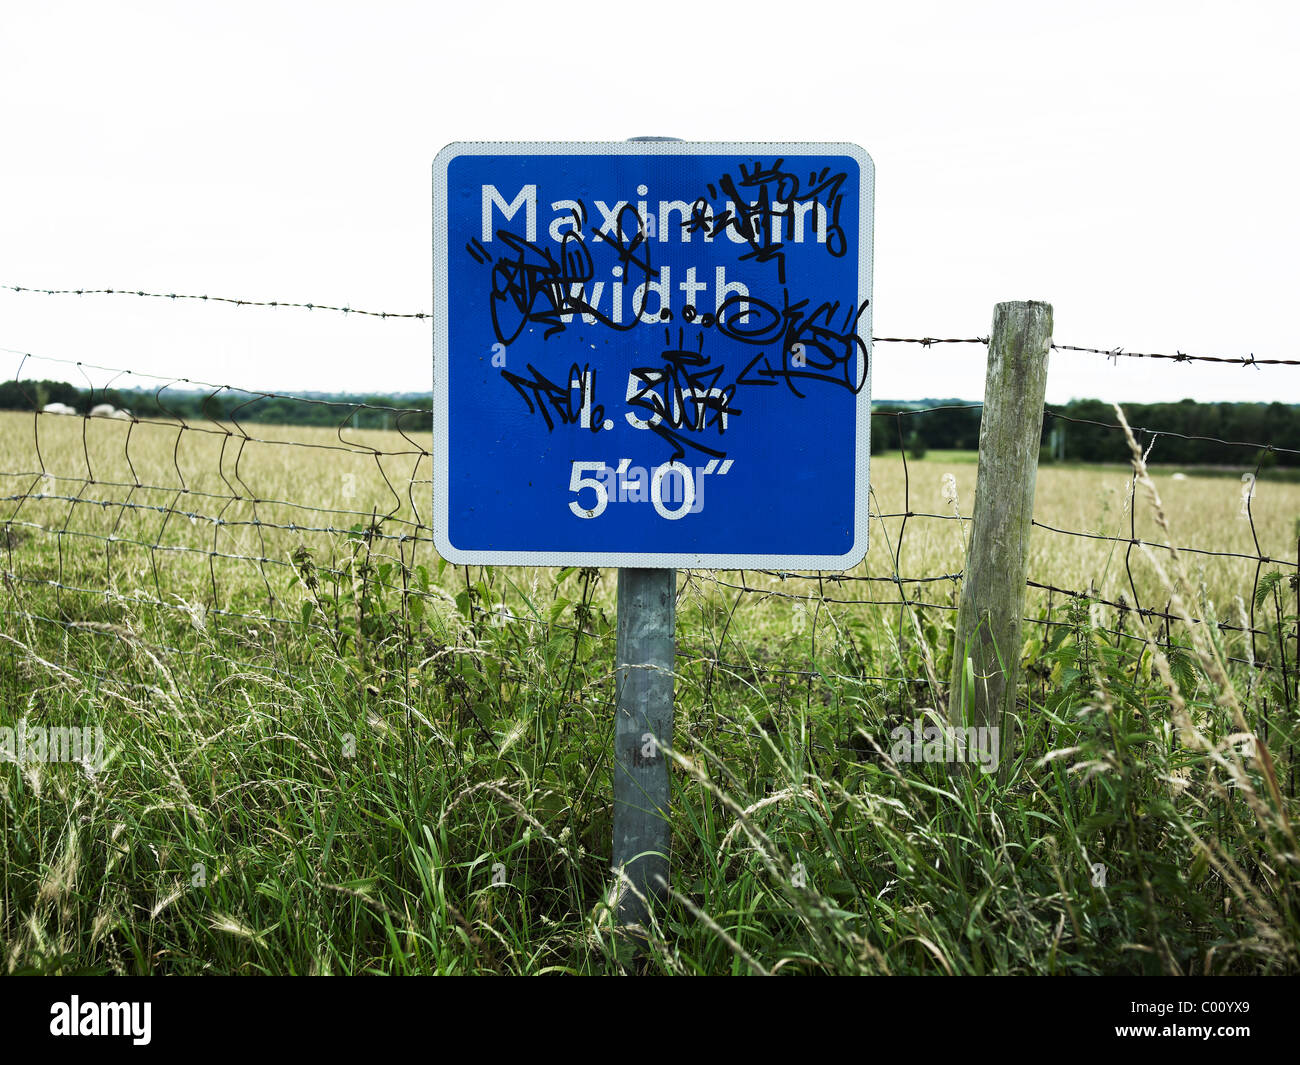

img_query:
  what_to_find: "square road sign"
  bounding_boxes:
[433,141,873,569]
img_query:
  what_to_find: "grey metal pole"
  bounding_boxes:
[613,567,675,928]
[612,135,682,935]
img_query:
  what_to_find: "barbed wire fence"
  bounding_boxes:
[2,284,1297,781]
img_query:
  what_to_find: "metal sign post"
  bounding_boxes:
[612,566,675,926]
[611,137,680,933]
[432,140,874,934]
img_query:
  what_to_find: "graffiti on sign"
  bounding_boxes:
[433,142,874,568]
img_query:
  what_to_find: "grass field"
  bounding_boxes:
[2,409,1298,974]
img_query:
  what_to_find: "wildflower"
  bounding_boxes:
[941,472,958,509]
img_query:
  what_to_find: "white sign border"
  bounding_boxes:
[432,140,873,571]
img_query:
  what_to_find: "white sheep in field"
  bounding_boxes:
[89,403,132,420]
[41,402,77,415]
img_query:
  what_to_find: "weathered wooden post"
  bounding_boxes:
[612,567,675,928]
[948,301,1052,749]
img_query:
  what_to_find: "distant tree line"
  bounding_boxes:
[867,398,1294,467]
[1,380,1293,466]
[0,380,432,431]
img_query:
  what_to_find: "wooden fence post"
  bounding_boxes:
[948,302,1052,748]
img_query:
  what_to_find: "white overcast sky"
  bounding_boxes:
[1,0,1296,404]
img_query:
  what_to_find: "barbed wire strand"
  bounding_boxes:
[6,284,1297,366]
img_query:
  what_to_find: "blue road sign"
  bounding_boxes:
[432,141,873,568]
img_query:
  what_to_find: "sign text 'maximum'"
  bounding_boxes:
[482,184,831,246]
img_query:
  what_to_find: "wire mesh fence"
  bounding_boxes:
[2,283,1298,765]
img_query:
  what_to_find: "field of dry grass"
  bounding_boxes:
[2,409,1293,635]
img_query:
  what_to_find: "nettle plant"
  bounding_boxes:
[1254,568,1300,756]
[290,522,407,674]
[288,527,614,734]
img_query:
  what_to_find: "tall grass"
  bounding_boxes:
[1,410,1297,973]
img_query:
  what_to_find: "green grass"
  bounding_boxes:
[922,448,980,464]
[1,417,1298,974]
